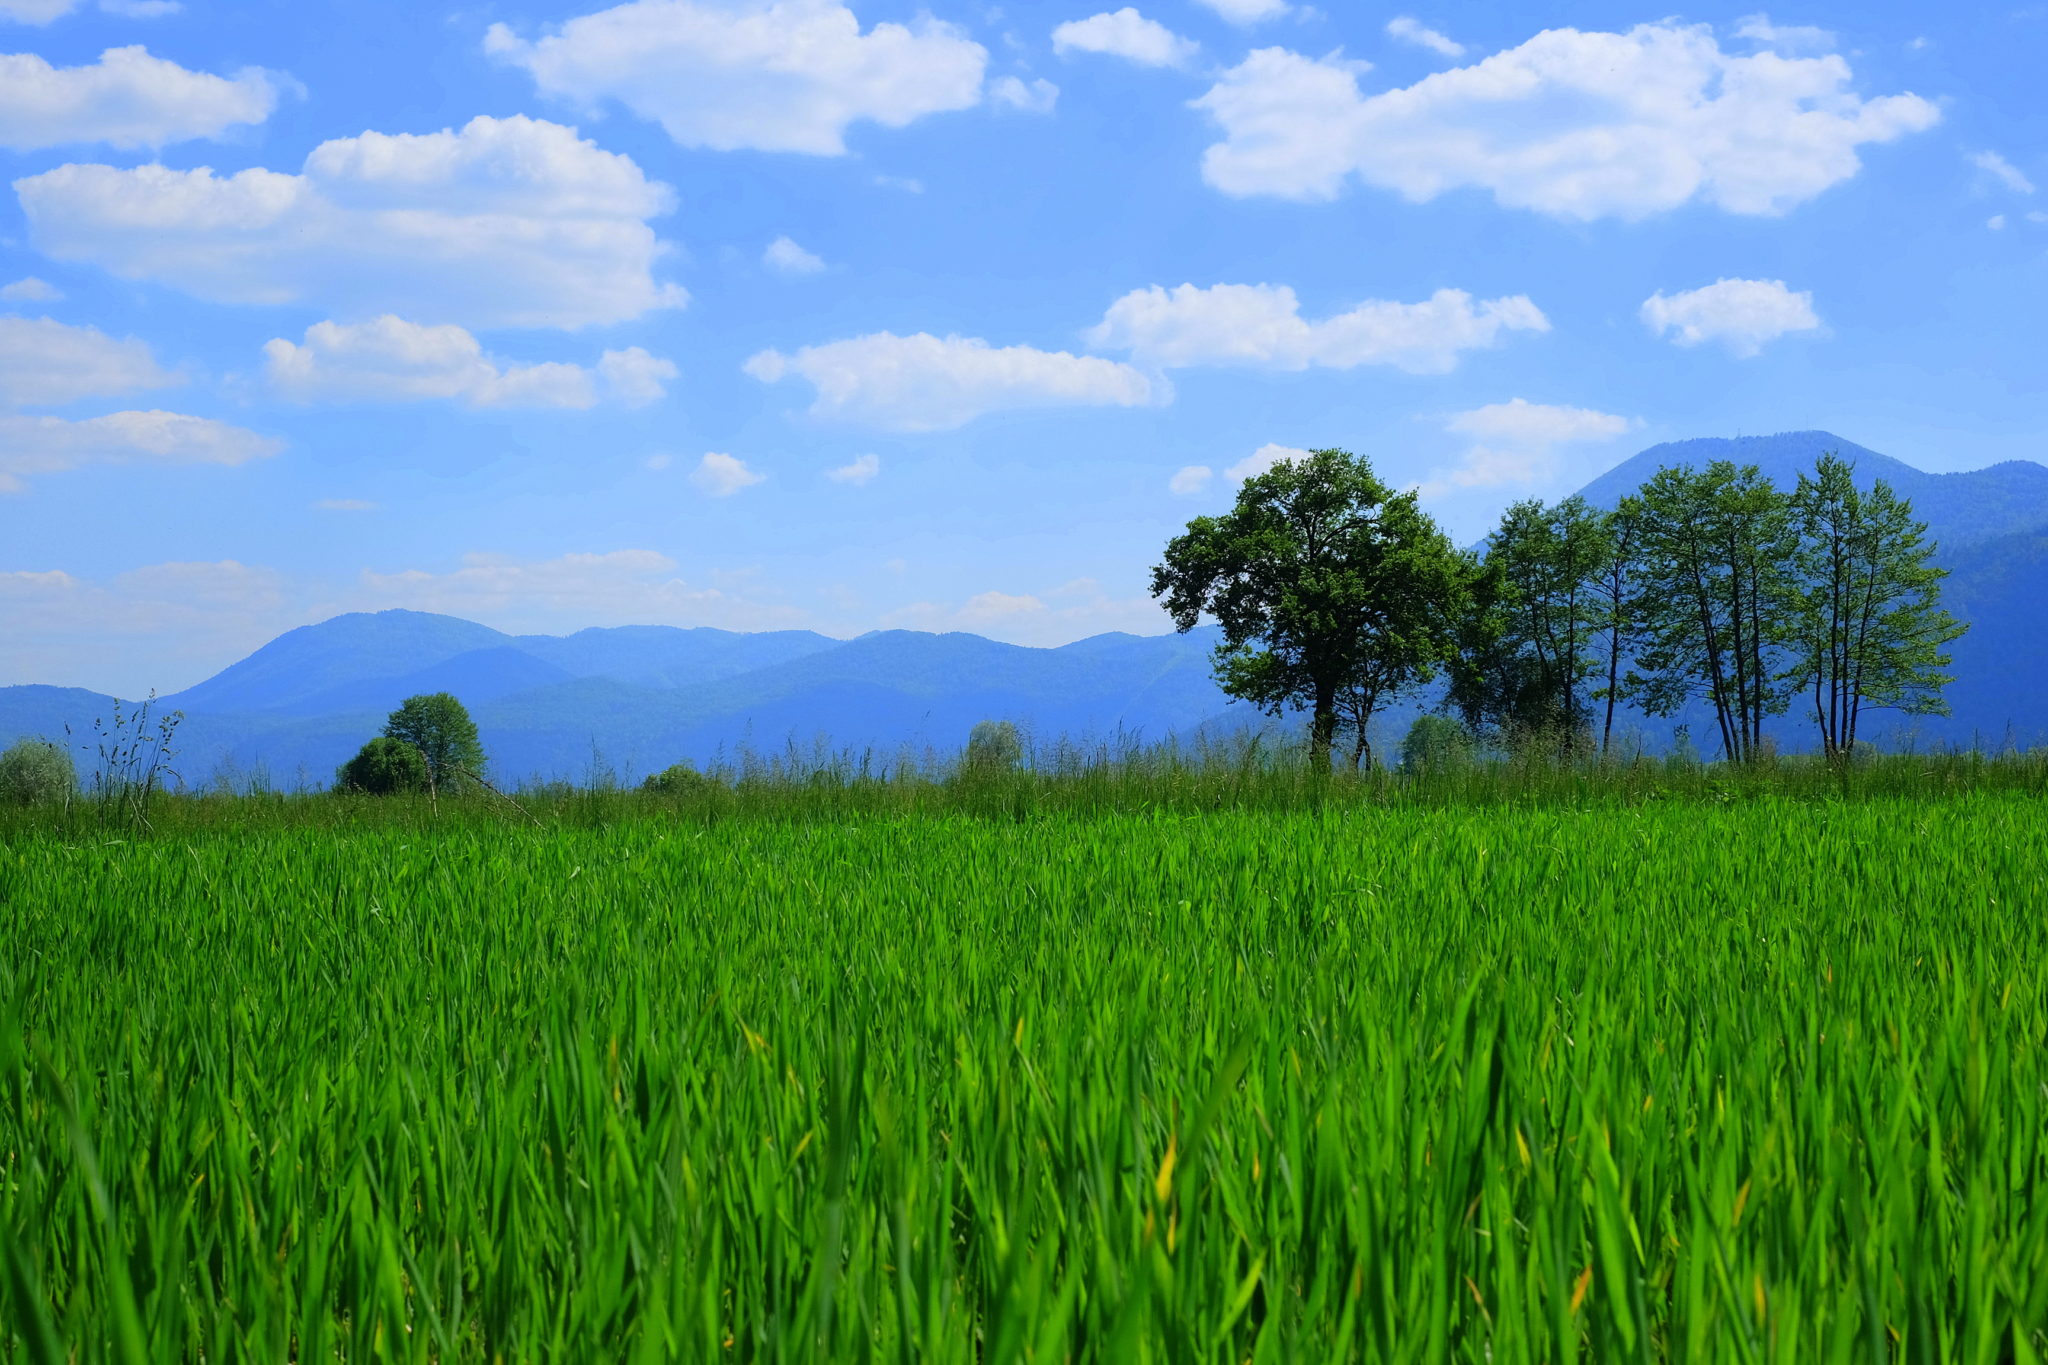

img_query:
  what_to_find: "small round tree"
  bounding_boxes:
[382,693,485,792]
[0,738,77,804]
[335,736,429,795]
[1399,714,1474,774]
[964,720,1022,773]
[642,761,710,795]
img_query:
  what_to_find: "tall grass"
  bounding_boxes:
[3,780,2045,1359]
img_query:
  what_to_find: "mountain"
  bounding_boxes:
[1576,431,2048,550]
[4,431,2043,781]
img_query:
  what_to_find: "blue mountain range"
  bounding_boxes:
[5,431,2044,785]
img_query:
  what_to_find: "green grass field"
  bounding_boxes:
[4,771,2046,1360]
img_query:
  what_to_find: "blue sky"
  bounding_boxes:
[1,0,2042,694]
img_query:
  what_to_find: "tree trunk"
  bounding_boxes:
[1309,678,1337,772]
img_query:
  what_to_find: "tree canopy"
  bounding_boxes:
[1151,448,1468,770]
[381,693,484,792]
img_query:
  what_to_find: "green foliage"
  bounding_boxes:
[381,691,484,791]
[1628,461,1800,762]
[335,735,429,795]
[0,739,75,805]
[1152,448,1469,770]
[1790,451,1967,758]
[1399,713,1476,772]
[641,760,711,795]
[3,787,2045,1357]
[964,719,1023,772]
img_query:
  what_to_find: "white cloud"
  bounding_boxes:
[1970,150,2036,195]
[598,346,677,405]
[0,409,278,492]
[1192,22,1939,217]
[15,114,684,329]
[0,558,284,695]
[872,173,923,193]
[825,452,879,484]
[1420,399,1636,498]
[882,576,1169,644]
[356,548,805,634]
[262,316,674,408]
[764,234,826,274]
[1225,442,1309,480]
[0,314,176,406]
[1088,283,1548,374]
[0,0,76,19]
[1167,463,1210,495]
[1385,17,1464,59]
[314,498,377,512]
[0,276,61,301]
[1640,278,1821,357]
[1191,0,1289,23]
[486,0,987,156]
[1052,9,1197,68]
[990,75,1058,114]
[691,451,763,496]
[1734,14,1835,53]
[746,331,1156,431]
[0,45,277,151]
[1989,214,2007,230]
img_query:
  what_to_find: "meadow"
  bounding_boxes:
[3,759,2046,1361]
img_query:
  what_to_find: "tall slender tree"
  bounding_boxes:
[1151,448,1467,771]
[1592,497,1644,757]
[1790,452,1965,758]
[1629,462,1799,762]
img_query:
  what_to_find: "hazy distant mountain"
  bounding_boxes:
[1577,431,2048,550]
[4,431,2043,781]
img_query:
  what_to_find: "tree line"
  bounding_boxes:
[1153,448,1965,769]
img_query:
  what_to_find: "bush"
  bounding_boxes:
[642,761,711,795]
[965,720,1023,773]
[0,738,76,805]
[1400,714,1475,773]
[336,737,429,795]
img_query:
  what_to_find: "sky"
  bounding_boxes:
[1,0,2042,695]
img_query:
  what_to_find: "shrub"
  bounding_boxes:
[965,720,1023,773]
[336,737,429,795]
[0,738,76,805]
[643,761,711,795]
[1400,714,1474,773]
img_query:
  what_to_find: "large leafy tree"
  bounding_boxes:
[1629,462,1799,763]
[1591,497,1644,757]
[382,692,485,792]
[1449,496,1610,757]
[1151,448,1467,770]
[1790,452,1965,758]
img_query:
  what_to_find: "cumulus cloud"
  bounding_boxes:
[262,315,674,408]
[0,314,177,406]
[1970,150,2036,195]
[0,45,277,151]
[882,576,1169,644]
[764,234,825,274]
[1167,464,1210,495]
[15,114,684,329]
[1640,278,1821,357]
[1191,0,1289,23]
[1385,16,1463,59]
[745,331,1155,431]
[1226,442,1309,480]
[1734,13,1834,52]
[990,75,1058,114]
[690,451,763,496]
[1,277,61,301]
[1419,399,1635,498]
[825,452,879,484]
[1052,9,1197,68]
[0,409,279,492]
[1088,283,1548,374]
[486,0,987,156]
[1192,21,1939,217]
